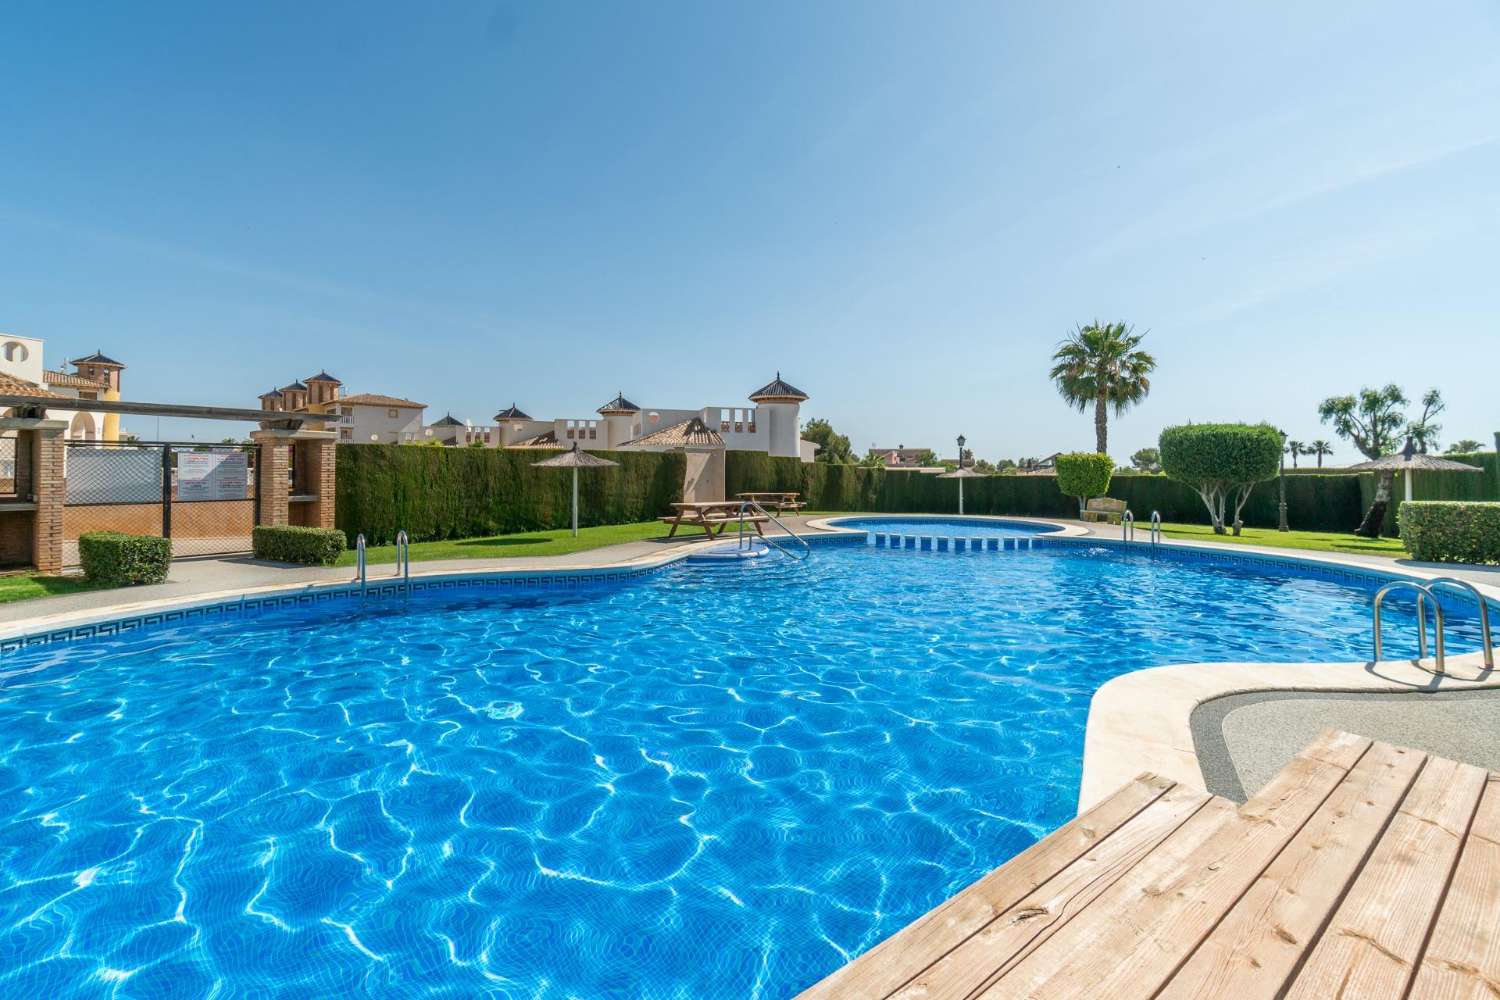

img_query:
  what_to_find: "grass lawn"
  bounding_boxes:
[0,573,105,605]
[1157,522,1407,557]
[336,519,735,566]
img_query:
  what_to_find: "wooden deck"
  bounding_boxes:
[797,729,1500,999]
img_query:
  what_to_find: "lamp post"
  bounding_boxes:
[1277,430,1289,532]
[956,434,967,514]
[956,434,967,468]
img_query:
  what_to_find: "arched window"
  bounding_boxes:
[2,342,29,364]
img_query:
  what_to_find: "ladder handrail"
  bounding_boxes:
[1149,510,1162,546]
[355,533,367,595]
[1373,580,1445,671]
[394,530,410,590]
[737,500,810,561]
[1122,509,1135,542]
[1425,577,1494,669]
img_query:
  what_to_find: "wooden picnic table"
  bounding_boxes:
[735,492,807,515]
[661,501,768,539]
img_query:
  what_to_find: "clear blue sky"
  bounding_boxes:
[2,2,1496,461]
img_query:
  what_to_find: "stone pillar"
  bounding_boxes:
[31,422,67,574]
[682,447,726,502]
[297,435,338,529]
[251,429,294,527]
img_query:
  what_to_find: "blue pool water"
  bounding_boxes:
[830,516,1053,537]
[0,539,1489,998]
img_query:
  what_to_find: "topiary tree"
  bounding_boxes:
[1159,423,1282,535]
[1054,452,1114,517]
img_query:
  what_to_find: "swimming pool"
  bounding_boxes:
[0,534,1489,997]
[827,515,1055,538]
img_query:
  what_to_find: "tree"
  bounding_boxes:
[1405,389,1445,454]
[1317,385,1408,460]
[1129,447,1162,473]
[1308,440,1333,467]
[994,458,1017,473]
[1054,452,1113,517]
[1048,321,1156,454]
[912,449,937,467]
[1284,440,1304,468]
[1160,423,1282,535]
[1446,439,1485,455]
[855,451,885,469]
[972,458,996,474]
[801,418,853,464]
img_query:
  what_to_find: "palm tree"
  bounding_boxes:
[1285,440,1304,468]
[1446,439,1484,455]
[1308,440,1333,467]
[1049,321,1156,455]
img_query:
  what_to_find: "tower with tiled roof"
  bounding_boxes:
[748,372,808,458]
[69,350,126,441]
[305,371,342,406]
[596,391,641,448]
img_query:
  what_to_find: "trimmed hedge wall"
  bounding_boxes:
[1360,451,1498,536]
[724,453,1367,530]
[253,525,347,565]
[336,445,685,545]
[78,531,171,586]
[1398,501,1500,564]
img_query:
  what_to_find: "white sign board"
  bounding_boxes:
[178,451,249,501]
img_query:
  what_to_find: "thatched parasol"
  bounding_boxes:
[1342,439,1482,536]
[532,443,619,537]
[936,466,984,515]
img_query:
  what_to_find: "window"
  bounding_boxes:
[387,408,399,418]
[1,342,28,363]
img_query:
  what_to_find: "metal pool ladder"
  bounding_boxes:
[737,499,810,561]
[1150,510,1162,546]
[355,533,368,597]
[1122,509,1135,542]
[1372,580,1446,671]
[395,530,411,594]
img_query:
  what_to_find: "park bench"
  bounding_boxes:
[1080,497,1127,524]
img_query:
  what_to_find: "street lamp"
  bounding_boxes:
[956,434,967,468]
[1277,429,1289,532]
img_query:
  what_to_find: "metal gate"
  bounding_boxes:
[63,440,259,563]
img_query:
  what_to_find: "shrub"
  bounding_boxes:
[78,531,171,586]
[1398,501,1500,564]
[253,525,347,565]
[1053,453,1114,516]
[1160,423,1282,535]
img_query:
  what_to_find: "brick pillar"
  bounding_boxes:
[31,425,66,574]
[251,431,292,527]
[298,437,338,530]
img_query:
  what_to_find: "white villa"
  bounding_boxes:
[0,334,126,442]
[258,373,428,444]
[426,374,818,461]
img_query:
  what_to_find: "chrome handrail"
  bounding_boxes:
[355,533,367,596]
[738,499,810,561]
[1426,577,1494,669]
[1373,580,1445,671]
[1122,509,1135,542]
[1150,510,1162,546]
[395,530,410,590]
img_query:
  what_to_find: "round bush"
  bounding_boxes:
[1054,452,1113,510]
[1159,423,1283,487]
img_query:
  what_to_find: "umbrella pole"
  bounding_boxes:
[572,468,579,537]
[959,478,964,516]
[1404,471,1413,503]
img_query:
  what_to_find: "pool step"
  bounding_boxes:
[866,532,1037,552]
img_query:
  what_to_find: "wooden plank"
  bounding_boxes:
[1406,775,1500,1000]
[888,782,1215,1000]
[1283,754,1489,999]
[1156,740,1424,999]
[974,731,1370,998]
[794,773,1177,1000]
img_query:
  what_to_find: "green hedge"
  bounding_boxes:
[1360,451,1497,536]
[336,445,685,545]
[1398,501,1500,564]
[724,453,1366,530]
[78,531,171,587]
[252,525,347,565]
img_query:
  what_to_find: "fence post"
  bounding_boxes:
[161,444,173,539]
[250,430,293,527]
[29,421,67,575]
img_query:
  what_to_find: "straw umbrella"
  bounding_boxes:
[1343,438,1482,537]
[532,443,619,537]
[936,466,984,515]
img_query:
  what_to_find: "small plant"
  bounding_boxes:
[1398,502,1500,564]
[78,531,171,587]
[1160,423,1282,535]
[252,525,347,565]
[1054,452,1113,516]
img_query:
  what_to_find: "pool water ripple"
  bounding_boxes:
[0,542,1489,997]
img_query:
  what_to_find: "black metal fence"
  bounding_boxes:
[63,440,259,562]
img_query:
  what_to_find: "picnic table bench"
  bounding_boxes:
[660,501,769,538]
[1080,496,1127,524]
[735,492,807,515]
